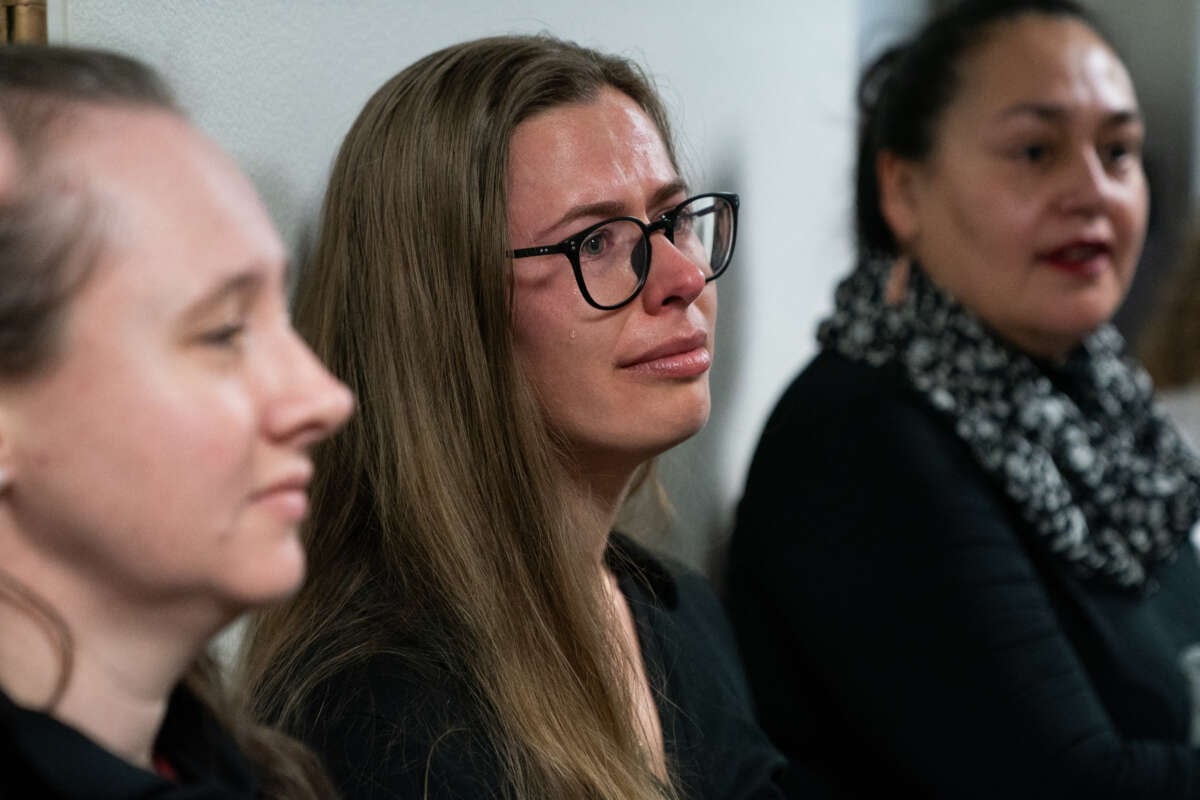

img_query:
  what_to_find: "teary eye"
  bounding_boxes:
[581,231,608,258]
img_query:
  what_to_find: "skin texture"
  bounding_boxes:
[507,87,717,500]
[0,106,353,765]
[879,15,1148,361]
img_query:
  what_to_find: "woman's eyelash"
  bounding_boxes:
[199,322,246,346]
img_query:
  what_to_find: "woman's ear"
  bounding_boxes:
[877,150,922,249]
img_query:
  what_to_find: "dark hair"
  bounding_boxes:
[0,45,334,800]
[855,0,1101,259]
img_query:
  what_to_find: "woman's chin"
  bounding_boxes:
[214,540,308,611]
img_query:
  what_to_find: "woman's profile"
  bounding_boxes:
[0,45,353,798]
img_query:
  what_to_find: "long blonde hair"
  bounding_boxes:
[0,45,332,800]
[241,35,679,799]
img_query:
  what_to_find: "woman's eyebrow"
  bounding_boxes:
[533,177,691,241]
[647,178,690,211]
[178,269,263,323]
[535,200,627,241]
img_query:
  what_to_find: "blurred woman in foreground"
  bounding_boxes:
[0,46,352,798]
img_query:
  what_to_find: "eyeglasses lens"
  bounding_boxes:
[577,219,646,308]
[674,195,733,279]
[577,195,734,308]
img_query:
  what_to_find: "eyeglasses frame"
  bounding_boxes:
[507,191,740,311]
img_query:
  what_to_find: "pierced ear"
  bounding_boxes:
[876,150,923,249]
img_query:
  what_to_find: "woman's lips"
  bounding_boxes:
[255,489,310,522]
[623,346,712,377]
[1038,240,1112,277]
[251,469,313,522]
[618,332,711,377]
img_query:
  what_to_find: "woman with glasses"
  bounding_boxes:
[0,46,353,798]
[729,1,1200,797]
[241,34,784,800]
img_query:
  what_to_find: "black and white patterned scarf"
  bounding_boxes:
[818,259,1200,592]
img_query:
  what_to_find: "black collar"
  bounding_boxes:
[0,684,257,798]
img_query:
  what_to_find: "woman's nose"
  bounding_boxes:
[1055,147,1110,216]
[263,330,355,448]
[639,233,708,312]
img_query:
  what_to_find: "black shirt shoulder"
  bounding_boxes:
[728,349,1200,799]
[610,532,791,800]
[299,652,502,800]
[302,536,789,800]
[0,686,256,800]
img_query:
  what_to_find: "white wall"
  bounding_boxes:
[53,0,859,570]
[857,0,928,67]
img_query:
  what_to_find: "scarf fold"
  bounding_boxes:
[818,259,1200,591]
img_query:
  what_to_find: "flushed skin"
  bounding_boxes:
[508,87,717,486]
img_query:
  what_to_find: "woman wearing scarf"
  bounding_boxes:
[728,1,1200,797]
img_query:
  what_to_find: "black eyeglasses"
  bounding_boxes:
[508,192,739,310]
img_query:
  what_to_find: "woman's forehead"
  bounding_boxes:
[950,15,1134,120]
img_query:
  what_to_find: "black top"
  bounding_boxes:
[727,350,1200,799]
[298,533,787,799]
[0,685,257,799]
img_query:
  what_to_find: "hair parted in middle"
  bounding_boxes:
[241,34,681,799]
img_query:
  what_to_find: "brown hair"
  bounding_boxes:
[0,44,332,800]
[1138,224,1200,389]
[241,34,679,799]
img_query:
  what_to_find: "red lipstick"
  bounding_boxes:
[1038,239,1112,278]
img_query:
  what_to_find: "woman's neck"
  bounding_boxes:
[569,458,639,568]
[0,551,216,769]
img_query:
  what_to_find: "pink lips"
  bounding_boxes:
[252,465,313,522]
[1037,239,1113,278]
[618,331,711,378]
